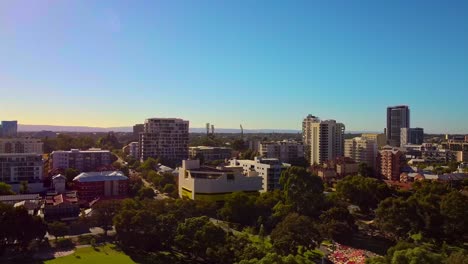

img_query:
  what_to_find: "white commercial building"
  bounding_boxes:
[344,137,377,169]
[0,138,44,154]
[139,118,189,162]
[258,140,304,163]
[178,160,262,202]
[302,114,345,165]
[227,157,287,192]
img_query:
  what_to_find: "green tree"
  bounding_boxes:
[0,182,14,195]
[336,175,392,212]
[270,213,322,255]
[440,190,468,242]
[137,187,155,200]
[162,183,177,197]
[19,181,29,194]
[175,216,226,260]
[219,192,258,226]
[391,246,444,264]
[319,206,356,242]
[114,209,176,251]
[255,190,283,230]
[375,197,420,240]
[358,162,373,177]
[232,139,247,151]
[91,200,121,236]
[280,166,325,217]
[48,221,69,241]
[64,168,80,182]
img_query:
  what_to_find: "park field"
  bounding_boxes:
[45,244,135,264]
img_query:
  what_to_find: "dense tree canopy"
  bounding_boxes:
[270,213,322,255]
[336,175,392,212]
[279,167,325,217]
[0,203,46,254]
[219,192,258,226]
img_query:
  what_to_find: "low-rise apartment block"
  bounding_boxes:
[51,148,112,171]
[178,160,262,202]
[0,153,43,183]
[0,138,44,154]
[189,146,232,162]
[258,140,304,163]
[441,140,468,162]
[72,171,128,201]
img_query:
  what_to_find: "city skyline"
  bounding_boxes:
[1,1,468,133]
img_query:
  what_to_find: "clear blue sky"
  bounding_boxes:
[1,0,467,133]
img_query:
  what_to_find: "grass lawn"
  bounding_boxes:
[45,244,135,264]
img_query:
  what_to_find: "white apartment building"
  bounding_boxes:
[51,148,112,171]
[178,160,262,202]
[258,140,304,163]
[139,118,189,162]
[0,153,43,183]
[0,138,44,154]
[302,115,345,165]
[127,142,139,159]
[227,157,287,192]
[344,137,377,169]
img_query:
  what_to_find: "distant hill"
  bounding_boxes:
[18,124,301,133]
[18,124,375,134]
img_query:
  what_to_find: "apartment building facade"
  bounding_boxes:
[302,114,345,165]
[0,138,44,154]
[139,118,189,162]
[0,153,43,183]
[189,146,232,162]
[361,133,387,148]
[258,140,304,163]
[51,149,112,171]
[441,140,468,162]
[377,146,404,181]
[344,137,377,169]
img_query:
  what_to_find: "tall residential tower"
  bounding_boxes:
[139,118,189,162]
[302,115,345,165]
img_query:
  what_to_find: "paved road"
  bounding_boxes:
[45,227,116,240]
[130,169,171,200]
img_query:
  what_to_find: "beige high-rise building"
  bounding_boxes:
[344,137,377,169]
[361,133,386,148]
[302,115,345,165]
[139,118,189,162]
